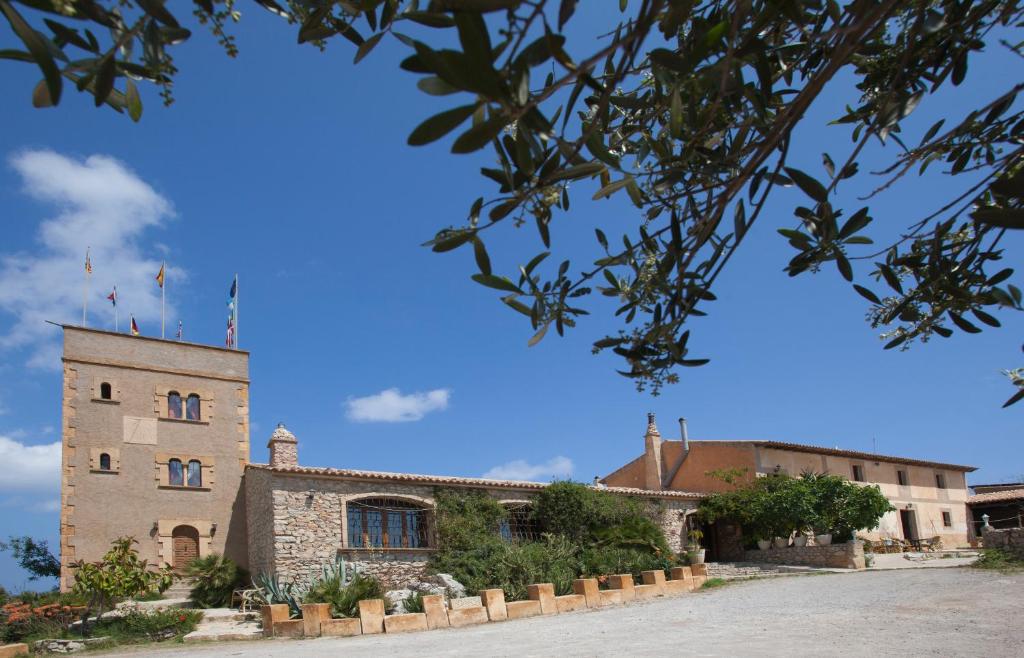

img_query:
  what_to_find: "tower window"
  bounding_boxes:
[100,382,112,400]
[99,453,111,471]
[187,460,202,487]
[169,458,183,486]
[168,391,183,419]
[186,394,201,421]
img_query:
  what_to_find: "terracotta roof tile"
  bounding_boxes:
[245,463,703,499]
[968,488,1024,505]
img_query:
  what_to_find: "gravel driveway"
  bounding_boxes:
[98,568,1023,657]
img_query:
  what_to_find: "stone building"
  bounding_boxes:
[600,416,977,555]
[58,327,697,591]
[59,326,250,591]
[59,326,978,591]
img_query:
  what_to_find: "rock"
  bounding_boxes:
[385,589,415,615]
[424,573,466,599]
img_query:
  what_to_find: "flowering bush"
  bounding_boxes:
[0,600,78,643]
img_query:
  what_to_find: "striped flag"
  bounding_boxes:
[176,321,183,341]
[155,263,165,288]
[84,249,92,274]
[130,315,140,336]
[107,286,117,306]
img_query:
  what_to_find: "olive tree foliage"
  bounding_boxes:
[4,0,1023,402]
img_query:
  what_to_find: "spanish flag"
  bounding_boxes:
[130,314,140,336]
[85,249,92,275]
[155,263,165,288]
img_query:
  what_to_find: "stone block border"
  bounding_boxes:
[261,564,709,640]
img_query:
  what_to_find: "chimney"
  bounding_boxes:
[679,417,689,452]
[267,422,298,468]
[643,413,663,491]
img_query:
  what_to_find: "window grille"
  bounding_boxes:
[499,504,539,542]
[346,498,429,549]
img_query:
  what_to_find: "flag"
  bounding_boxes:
[85,249,92,274]
[226,275,238,349]
[107,286,117,307]
[155,263,165,288]
[130,315,140,336]
[176,321,183,341]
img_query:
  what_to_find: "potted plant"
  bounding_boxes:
[756,538,772,550]
[772,534,790,549]
[793,531,808,547]
[814,530,833,546]
[686,529,706,564]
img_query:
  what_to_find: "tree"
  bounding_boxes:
[0,535,60,581]
[3,1,1021,403]
[70,536,173,620]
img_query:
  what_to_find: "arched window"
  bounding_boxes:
[168,458,183,486]
[187,460,202,487]
[346,498,429,549]
[186,394,201,421]
[99,453,111,471]
[100,382,112,400]
[167,391,183,419]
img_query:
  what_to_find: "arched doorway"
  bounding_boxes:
[171,525,200,570]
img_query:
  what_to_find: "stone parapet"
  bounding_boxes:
[982,526,1024,559]
[742,540,865,569]
[258,568,701,642]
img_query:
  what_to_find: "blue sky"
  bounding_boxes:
[0,7,1021,590]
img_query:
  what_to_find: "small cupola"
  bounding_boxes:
[267,422,298,468]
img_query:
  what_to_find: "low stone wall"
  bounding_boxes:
[261,566,710,640]
[742,541,865,569]
[982,526,1024,559]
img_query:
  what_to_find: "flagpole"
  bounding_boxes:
[161,261,166,339]
[235,273,239,350]
[114,304,118,333]
[82,248,89,327]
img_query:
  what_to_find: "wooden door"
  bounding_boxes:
[172,525,199,569]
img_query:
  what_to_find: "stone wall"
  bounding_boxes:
[742,541,865,569]
[245,466,700,590]
[982,526,1024,559]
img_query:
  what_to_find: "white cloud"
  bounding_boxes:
[0,150,177,368]
[0,435,60,491]
[345,388,451,423]
[30,499,60,513]
[482,456,574,482]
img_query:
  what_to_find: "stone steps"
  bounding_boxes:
[183,620,262,643]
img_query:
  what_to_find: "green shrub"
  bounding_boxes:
[186,554,246,608]
[97,608,202,641]
[972,548,1024,571]
[429,484,675,598]
[402,591,425,613]
[580,545,671,582]
[701,578,728,589]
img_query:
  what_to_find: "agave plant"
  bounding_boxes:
[252,572,301,618]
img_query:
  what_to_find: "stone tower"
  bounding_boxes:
[59,326,250,590]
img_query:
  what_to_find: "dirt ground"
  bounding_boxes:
[99,567,1023,657]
